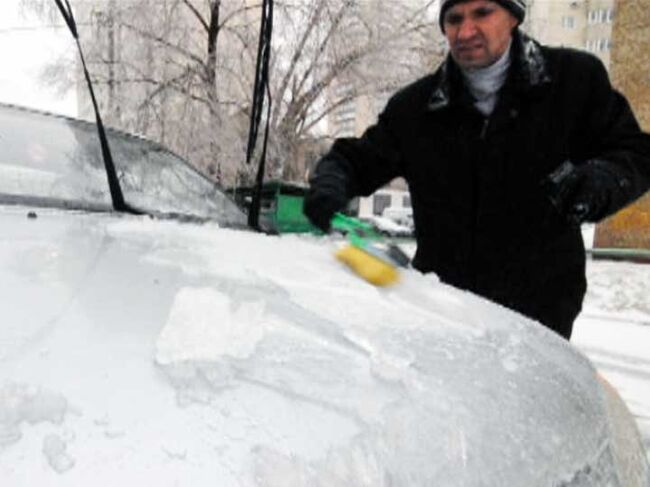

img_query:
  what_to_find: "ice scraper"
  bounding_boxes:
[330,213,410,287]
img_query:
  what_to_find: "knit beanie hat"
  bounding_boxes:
[439,0,526,31]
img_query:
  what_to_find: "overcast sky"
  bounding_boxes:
[0,0,77,116]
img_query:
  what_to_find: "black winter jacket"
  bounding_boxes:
[311,32,650,338]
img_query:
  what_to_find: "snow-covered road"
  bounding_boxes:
[572,259,650,459]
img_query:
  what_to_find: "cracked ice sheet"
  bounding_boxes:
[155,287,268,365]
[0,383,69,448]
[153,282,411,421]
[153,285,372,465]
[153,275,611,486]
[151,284,431,478]
[2,216,630,485]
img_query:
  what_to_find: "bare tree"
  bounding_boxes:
[21,0,444,186]
[268,0,443,180]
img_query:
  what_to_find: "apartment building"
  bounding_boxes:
[593,0,650,249]
[526,0,615,69]
[328,0,440,139]
[325,0,441,206]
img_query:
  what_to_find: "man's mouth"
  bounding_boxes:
[456,43,484,54]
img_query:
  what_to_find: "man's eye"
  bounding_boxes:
[445,13,463,25]
[473,7,494,18]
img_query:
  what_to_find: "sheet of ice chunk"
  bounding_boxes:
[42,434,75,473]
[0,382,68,447]
[152,273,622,486]
[156,287,267,365]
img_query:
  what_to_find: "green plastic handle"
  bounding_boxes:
[330,213,382,248]
[330,213,410,268]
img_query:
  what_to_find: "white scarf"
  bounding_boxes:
[460,42,512,116]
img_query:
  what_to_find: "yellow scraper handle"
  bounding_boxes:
[335,244,400,287]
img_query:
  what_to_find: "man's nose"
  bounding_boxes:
[457,19,478,40]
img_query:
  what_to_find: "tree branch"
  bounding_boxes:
[181,0,209,32]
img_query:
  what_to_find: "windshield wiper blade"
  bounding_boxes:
[245,0,273,231]
[54,0,140,215]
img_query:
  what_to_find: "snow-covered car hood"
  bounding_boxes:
[1,206,647,486]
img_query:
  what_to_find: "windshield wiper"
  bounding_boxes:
[245,0,274,231]
[54,0,140,215]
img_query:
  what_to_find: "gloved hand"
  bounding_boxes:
[303,180,348,232]
[542,160,622,225]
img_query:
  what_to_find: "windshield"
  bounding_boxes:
[0,104,246,226]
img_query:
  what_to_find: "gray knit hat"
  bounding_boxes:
[439,0,526,31]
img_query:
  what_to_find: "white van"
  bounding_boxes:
[382,205,414,228]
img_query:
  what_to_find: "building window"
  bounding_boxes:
[588,10,597,24]
[335,83,354,98]
[402,195,411,208]
[586,38,611,53]
[588,9,614,24]
[561,16,575,29]
[588,9,608,24]
[336,121,355,137]
[373,194,392,216]
[598,38,612,52]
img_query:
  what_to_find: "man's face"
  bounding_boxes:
[443,0,518,69]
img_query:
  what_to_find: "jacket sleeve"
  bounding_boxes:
[309,100,404,199]
[576,55,650,217]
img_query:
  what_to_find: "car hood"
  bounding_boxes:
[0,205,639,486]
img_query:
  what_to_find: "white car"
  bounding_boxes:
[382,206,414,229]
[364,215,414,238]
[1,104,648,486]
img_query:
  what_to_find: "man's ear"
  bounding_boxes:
[508,13,519,31]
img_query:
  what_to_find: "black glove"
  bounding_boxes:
[303,178,348,232]
[542,160,625,225]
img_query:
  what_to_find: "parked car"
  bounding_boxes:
[0,103,648,486]
[382,205,414,229]
[362,215,414,238]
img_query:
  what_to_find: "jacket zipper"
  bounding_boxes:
[470,117,490,289]
[480,118,489,140]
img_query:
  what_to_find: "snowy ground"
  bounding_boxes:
[572,258,650,459]
[572,224,650,458]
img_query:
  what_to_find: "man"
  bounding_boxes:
[303,0,650,339]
